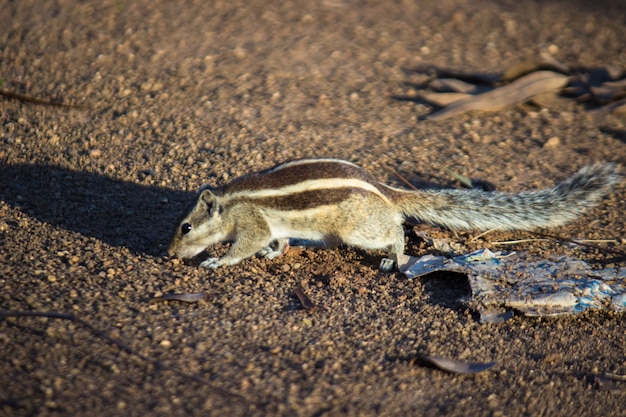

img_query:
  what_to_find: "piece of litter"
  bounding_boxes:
[401,249,626,322]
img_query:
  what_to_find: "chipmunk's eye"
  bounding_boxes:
[181,223,192,235]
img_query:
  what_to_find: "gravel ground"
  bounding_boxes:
[1,0,626,416]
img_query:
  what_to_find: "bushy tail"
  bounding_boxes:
[393,163,621,231]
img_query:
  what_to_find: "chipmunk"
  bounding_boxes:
[167,158,620,271]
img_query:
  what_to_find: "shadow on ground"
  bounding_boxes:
[0,163,192,256]
[421,272,472,312]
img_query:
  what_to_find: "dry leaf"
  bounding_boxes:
[416,354,497,374]
[430,78,479,93]
[415,91,472,107]
[151,292,206,303]
[538,51,571,74]
[590,82,626,102]
[501,61,542,82]
[530,92,574,109]
[427,71,569,121]
[501,54,570,82]
[294,286,317,310]
[408,65,498,85]
[589,97,626,115]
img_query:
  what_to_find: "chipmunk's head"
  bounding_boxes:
[167,188,226,259]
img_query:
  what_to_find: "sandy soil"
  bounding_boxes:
[1,0,625,415]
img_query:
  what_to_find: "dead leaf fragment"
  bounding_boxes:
[531,92,574,109]
[501,61,543,82]
[416,354,498,374]
[427,71,569,121]
[415,91,472,107]
[499,53,570,83]
[590,82,626,102]
[404,65,498,84]
[589,97,626,116]
[399,57,626,120]
[540,52,570,73]
[294,286,316,310]
[150,292,206,303]
[430,78,479,93]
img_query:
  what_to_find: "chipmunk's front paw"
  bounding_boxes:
[200,258,223,269]
[259,248,282,260]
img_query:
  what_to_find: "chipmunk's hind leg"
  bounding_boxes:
[339,211,406,272]
[257,238,289,259]
[379,234,406,272]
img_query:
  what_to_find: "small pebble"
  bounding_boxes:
[543,136,560,148]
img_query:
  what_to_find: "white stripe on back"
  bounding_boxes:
[225,178,391,204]
[266,158,361,173]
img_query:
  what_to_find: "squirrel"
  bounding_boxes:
[167,158,621,271]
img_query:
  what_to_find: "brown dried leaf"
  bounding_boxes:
[602,78,626,89]
[294,286,316,310]
[589,97,626,116]
[501,54,570,82]
[604,66,624,81]
[406,65,498,84]
[429,78,479,93]
[530,92,574,109]
[591,81,626,102]
[427,71,569,121]
[501,61,542,82]
[416,91,473,107]
[151,292,206,303]
[538,51,571,74]
[417,354,498,374]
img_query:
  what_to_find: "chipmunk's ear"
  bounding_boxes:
[198,189,222,217]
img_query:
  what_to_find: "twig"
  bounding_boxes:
[490,238,550,246]
[381,161,418,191]
[471,229,496,241]
[0,89,89,109]
[571,239,621,244]
[603,373,626,382]
[0,310,251,402]
[529,231,626,257]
